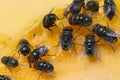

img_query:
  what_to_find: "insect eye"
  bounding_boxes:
[79,16,83,19]
[98,28,104,33]
[50,15,56,22]
[1,57,8,64]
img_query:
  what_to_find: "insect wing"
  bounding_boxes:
[105,28,120,37]
[93,44,101,61]
[64,3,73,16]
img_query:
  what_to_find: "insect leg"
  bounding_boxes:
[28,62,32,68]
[96,38,102,43]
[16,50,21,59]
[53,24,62,33]
[37,72,44,80]
[12,49,20,59]
[48,28,54,37]
[108,43,115,53]
[85,27,92,33]
[7,67,12,76]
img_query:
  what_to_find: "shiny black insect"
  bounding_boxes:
[86,0,99,12]
[55,26,79,55]
[0,75,11,80]
[92,24,119,52]
[104,0,116,20]
[17,39,31,56]
[1,56,19,75]
[69,14,92,27]
[43,8,58,31]
[92,24,118,43]
[64,0,85,16]
[60,27,73,50]
[85,34,96,56]
[28,46,49,67]
[1,56,19,68]
[80,34,101,60]
[34,60,54,80]
[34,60,54,73]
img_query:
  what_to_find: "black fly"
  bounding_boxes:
[64,0,85,16]
[55,26,80,56]
[104,0,116,20]
[34,60,54,73]
[1,56,19,75]
[69,14,92,27]
[16,39,32,56]
[60,27,73,50]
[85,0,99,12]
[80,34,101,61]
[28,46,49,68]
[0,75,11,80]
[1,56,19,68]
[92,24,119,52]
[92,24,118,43]
[34,60,54,80]
[43,8,59,32]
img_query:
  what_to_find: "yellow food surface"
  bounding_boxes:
[0,0,120,80]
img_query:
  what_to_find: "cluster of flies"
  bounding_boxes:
[0,0,119,80]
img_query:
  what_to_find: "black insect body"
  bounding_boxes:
[1,56,19,75]
[43,8,58,31]
[80,34,101,60]
[0,75,11,80]
[86,0,99,12]
[34,60,54,73]
[64,0,85,16]
[85,34,96,56]
[104,0,116,20]
[69,14,92,27]
[28,46,49,67]
[92,24,118,44]
[1,56,19,68]
[60,27,73,50]
[17,39,31,56]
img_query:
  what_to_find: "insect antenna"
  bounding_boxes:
[49,7,55,14]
